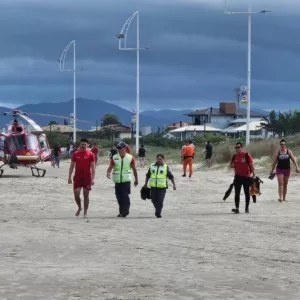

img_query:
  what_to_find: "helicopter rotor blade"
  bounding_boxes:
[17,114,43,132]
[26,112,91,123]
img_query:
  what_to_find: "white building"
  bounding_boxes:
[167,102,270,140]
[221,119,271,139]
[141,126,152,136]
[186,102,266,129]
[169,125,222,141]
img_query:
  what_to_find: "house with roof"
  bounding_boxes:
[221,118,271,139]
[186,102,266,127]
[169,102,268,140]
[98,124,132,140]
[166,121,190,131]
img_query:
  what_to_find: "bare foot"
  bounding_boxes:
[75,208,82,217]
[84,210,88,218]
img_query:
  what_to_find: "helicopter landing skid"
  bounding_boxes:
[31,166,46,178]
[0,163,6,177]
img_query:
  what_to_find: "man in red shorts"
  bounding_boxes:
[68,138,96,218]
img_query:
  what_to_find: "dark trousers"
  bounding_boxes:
[115,182,131,215]
[234,175,251,210]
[151,188,166,215]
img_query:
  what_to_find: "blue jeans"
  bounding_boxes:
[54,156,60,167]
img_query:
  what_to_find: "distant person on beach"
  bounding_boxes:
[182,140,195,178]
[270,139,299,202]
[66,143,70,157]
[144,154,176,218]
[68,138,95,218]
[50,147,55,167]
[109,144,118,159]
[106,142,138,218]
[53,143,61,168]
[205,141,213,168]
[138,144,146,168]
[230,142,255,214]
[91,143,100,166]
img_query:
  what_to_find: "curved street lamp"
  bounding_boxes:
[224,0,271,145]
[59,40,84,143]
[117,10,149,153]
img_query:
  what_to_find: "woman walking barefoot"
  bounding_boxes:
[270,139,299,202]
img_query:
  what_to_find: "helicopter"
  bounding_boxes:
[0,110,89,178]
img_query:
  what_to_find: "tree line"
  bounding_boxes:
[261,110,300,137]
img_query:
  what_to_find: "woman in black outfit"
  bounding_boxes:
[270,139,299,202]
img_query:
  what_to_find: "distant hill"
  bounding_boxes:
[251,108,269,116]
[0,106,11,112]
[141,109,191,123]
[0,99,171,129]
[0,99,270,130]
[0,107,12,128]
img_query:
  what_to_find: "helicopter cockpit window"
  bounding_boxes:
[9,135,26,152]
[0,136,6,158]
[0,136,5,151]
[39,136,47,149]
[26,135,39,151]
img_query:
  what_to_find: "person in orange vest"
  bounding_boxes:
[181,141,188,156]
[181,141,188,164]
[182,140,195,177]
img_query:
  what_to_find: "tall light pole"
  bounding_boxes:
[59,40,83,144]
[117,10,149,153]
[224,0,270,145]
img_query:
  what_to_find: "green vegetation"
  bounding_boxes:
[48,121,58,125]
[101,113,121,126]
[262,109,300,136]
[46,132,69,147]
[43,129,300,171]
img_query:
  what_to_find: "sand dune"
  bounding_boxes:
[1,161,300,299]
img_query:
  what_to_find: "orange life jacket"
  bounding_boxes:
[183,145,194,157]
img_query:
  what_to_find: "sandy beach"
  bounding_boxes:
[1,160,300,300]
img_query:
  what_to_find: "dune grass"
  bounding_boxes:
[97,136,300,172]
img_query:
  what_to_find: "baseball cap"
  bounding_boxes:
[117,142,127,149]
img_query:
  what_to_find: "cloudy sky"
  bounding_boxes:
[0,0,300,111]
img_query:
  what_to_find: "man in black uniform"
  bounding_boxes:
[138,144,146,168]
[109,144,118,159]
[205,141,213,168]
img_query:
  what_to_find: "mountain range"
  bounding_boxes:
[0,98,191,130]
[0,98,268,130]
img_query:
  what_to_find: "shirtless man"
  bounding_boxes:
[68,138,96,218]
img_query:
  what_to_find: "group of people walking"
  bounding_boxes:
[229,139,299,213]
[67,137,299,218]
[68,139,176,218]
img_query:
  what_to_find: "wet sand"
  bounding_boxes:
[1,161,300,299]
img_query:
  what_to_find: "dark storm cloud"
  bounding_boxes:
[0,0,300,110]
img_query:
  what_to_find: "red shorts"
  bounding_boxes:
[73,176,92,190]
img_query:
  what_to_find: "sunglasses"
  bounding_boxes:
[235,146,241,149]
